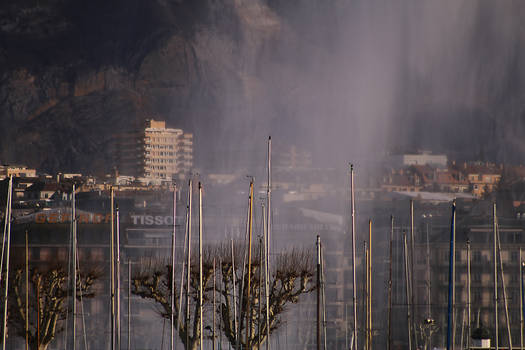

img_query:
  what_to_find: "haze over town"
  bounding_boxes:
[2,1,525,350]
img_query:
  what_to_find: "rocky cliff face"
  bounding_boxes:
[0,0,282,174]
[3,1,525,174]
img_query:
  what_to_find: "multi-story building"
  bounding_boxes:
[401,202,525,349]
[0,164,37,179]
[114,119,193,182]
[389,152,448,168]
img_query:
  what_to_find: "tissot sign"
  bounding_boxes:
[19,210,179,226]
[130,215,176,226]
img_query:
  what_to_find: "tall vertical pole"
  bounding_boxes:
[404,231,412,350]
[446,201,456,350]
[0,176,10,283]
[219,258,223,349]
[466,240,471,350]
[516,247,523,350]
[25,230,29,350]
[493,203,499,350]
[496,225,512,349]
[2,176,12,350]
[116,206,121,350]
[427,218,433,350]
[364,242,368,350]
[317,235,321,350]
[198,182,203,349]
[321,246,327,350]
[231,239,238,348]
[171,187,177,350]
[258,238,262,348]
[37,277,40,350]
[410,200,416,349]
[368,220,372,350]
[262,203,270,349]
[266,136,271,350]
[110,187,115,350]
[186,180,193,350]
[72,184,77,350]
[128,260,131,350]
[350,164,358,350]
[177,210,188,336]
[388,216,393,350]
[213,258,216,350]
[246,180,254,348]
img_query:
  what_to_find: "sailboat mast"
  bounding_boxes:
[258,237,262,348]
[317,235,321,350]
[231,239,238,348]
[404,231,412,350]
[496,224,512,348]
[186,180,193,349]
[245,180,254,347]
[409,200,416,349]
[1,175,12,350]
[128,259,131,350]
[72,184,77,350]
[350,164,358,350]
[262,202,270,350]
[368,219,372,350]
[177,209,188,336]
[266,136,271,350]
[25,230,29,350]
[320,245,327,350]
[213,258,216,350]
[516,247,523,350]
[116,206,121,350]
[446,201,456,350]
[427,218,433,350]
[0,176,10,283]
[110,186,115,350]
[198,182,203,349]
[388,215,393,350]
[467,239,471,350]
[364,241,368,350]
[493,203,499,350]
[171,186,177,350]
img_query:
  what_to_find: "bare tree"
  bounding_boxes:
[6,266,98,350]
[132,243,315,350]
[132,252,215,350]
[219,245,315,350]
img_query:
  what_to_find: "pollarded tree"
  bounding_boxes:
[132,252,215,350]
[132,243,315,350]
[7,266,98,350]
[218,244,315,350]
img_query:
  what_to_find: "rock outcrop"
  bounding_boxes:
[0,0,281,174]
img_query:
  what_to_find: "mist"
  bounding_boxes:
[188,0,525,172]
[3,1,525,349]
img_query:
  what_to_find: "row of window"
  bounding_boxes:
[146,158,176,163]
[145,144,175,150]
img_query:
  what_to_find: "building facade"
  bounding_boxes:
[114,119,193,182]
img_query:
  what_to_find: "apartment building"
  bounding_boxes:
[114,119,193,182]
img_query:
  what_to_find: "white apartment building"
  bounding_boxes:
[115,119,193,181]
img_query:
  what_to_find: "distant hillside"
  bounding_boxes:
[2,0,525,174]
[0,0,278,174]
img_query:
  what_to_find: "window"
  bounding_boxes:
[40,248,51,261]
[473,251,481,262]
[473,290,482,303]
[473,272,481,283]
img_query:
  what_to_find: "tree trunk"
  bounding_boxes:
[29,342,49,350]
